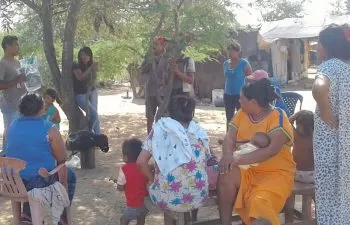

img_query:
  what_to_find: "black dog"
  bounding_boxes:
[66,130,109,153]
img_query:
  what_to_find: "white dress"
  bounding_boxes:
[314,58,350,225]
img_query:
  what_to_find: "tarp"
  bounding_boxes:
[259,15,350,43]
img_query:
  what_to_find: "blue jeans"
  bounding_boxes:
[1,110,19,154]
[22,167,76,216]
[75,89,100,134]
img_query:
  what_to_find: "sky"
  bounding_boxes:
[235,0,335,26]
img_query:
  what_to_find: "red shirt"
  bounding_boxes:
[119,163,148,207]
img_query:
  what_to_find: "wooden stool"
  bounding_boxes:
[284,182,315,225]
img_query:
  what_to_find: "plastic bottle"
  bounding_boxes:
[66,155,81,168]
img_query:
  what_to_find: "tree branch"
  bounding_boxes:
[53,9,68,16]
[177,0,185,10]
[19,0,41,14]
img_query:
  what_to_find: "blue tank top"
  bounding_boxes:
[6,116,56,180]
[224,59,247,95]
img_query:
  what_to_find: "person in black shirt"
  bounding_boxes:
[72,46,100,134]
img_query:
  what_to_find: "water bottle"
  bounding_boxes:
[66,155,81,168]
[25,71,42,92]
[19,56,42,92]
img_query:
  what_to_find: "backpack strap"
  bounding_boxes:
[183,57,190,71]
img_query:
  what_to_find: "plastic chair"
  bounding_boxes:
[281,92,304,117]
[0,157,72,225]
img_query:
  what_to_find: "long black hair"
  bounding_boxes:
[242,78,280,108]
[319,24,350,60]
[77,46,93,71]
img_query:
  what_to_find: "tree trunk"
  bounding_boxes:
[60,0,84,133]
[155,4,183,121]
[39,0,84,133]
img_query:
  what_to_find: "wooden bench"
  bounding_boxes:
[144,182,316,225]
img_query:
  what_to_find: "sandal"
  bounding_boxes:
[20,213,32,224]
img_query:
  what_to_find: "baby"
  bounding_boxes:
[234,132,270,169]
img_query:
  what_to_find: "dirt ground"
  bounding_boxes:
[0,80,315,225]
[0,93,229,225]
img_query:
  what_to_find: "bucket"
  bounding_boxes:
[212,89,224,107]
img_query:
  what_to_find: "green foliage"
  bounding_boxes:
[1,0,238,83]
[255,0,306,22]
[331,0,350,15]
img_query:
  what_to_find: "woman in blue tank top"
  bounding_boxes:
[223,40,252,127]
[6,93,76,224]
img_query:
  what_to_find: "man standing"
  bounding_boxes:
[0,36,27,153]
[141,36,169,134]
[171,55,196,97]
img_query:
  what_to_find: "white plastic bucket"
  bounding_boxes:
[212,89,224,102]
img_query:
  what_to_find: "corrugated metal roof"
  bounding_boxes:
[259,15,350,43]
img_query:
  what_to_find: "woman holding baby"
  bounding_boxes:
[218,79,295,225]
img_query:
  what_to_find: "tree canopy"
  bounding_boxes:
[0,0,240,131]
[1,0,238,84]
[253,0,306,22]
[331,0,350,15]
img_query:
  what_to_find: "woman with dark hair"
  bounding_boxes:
[223,40,253,128]
[218,79,295,225]
[72,46,100,134]
[136,95,210,212]
[5,93,76,224]
[312,24,350,224]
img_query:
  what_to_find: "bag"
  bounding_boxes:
[206,148,219,191]
[66,130,109,153]
[19,56,42,92]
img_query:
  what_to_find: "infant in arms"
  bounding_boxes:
[234,132,270,169]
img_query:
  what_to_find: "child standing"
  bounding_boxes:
[117,138,149,225]
[43,88,62,129]
[289,110,314,183]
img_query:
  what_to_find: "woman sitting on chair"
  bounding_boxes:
[218,79,295,225]
[6,93,76,225]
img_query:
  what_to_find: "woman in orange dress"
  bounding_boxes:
[218,78,295,225]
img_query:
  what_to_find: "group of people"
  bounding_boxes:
[0,36,101,224]
[117,24,350,225]
[0,23,350,225]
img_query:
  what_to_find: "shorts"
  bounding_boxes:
[145,96,160,119]
[120,206,149,221]
[295,170,314,184]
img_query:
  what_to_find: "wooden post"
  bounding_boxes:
[80,148,95,169]
[80,86,95,169]
[284,194,295,223]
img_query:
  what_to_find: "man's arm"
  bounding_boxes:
[172,58,195,84]
[116,168,127,192]
[0,65,25,90]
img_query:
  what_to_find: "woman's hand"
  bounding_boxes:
[91,62,98,72]
[147,177,154,187]
[320,111,338,129]
[218,156,237,174]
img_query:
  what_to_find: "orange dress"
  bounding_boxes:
[229,108,296,225]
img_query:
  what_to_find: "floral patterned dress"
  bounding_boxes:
[143,130,210,212]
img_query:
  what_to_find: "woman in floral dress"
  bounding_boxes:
[313,24,350,224]
[137,95,210,212]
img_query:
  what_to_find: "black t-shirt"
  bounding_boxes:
[72,62,95,95]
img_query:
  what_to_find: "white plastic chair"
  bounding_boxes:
[0,157,72,225]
